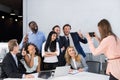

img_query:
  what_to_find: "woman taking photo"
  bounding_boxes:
[86,19,120,80]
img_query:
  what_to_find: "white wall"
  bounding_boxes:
[23,0,120,53]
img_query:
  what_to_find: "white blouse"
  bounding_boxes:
[42,41,60,63]
[72,58,77,69]
[21,54,39,73]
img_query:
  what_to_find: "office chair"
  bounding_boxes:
[86,61,101,74]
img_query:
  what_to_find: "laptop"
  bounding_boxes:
[54,66,70,77]
[38,70,53,79]
[38,66,70,79]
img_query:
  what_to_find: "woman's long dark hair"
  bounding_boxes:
[98,19,117,41]
[45,31,57,52]
[24,43,40,56]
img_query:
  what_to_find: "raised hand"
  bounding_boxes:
[23,34,28,43]
[22,48,27,56]
[77,29,84,39]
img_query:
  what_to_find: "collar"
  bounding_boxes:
[11,52,17,59]
[30,31,38,34]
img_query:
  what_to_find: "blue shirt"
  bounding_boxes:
[19,31,46,52]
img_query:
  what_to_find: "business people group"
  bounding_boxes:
[1,21,88,78]
[2,19,120,80]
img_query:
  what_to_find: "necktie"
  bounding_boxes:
[56,37,59,42]
[67,37,70,46]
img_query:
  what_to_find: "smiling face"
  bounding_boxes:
[63,26,71,36]
[54,27,60,36]
[67,47,76,57]
[27,44,36,55]
[8,39,19,54]
[51,33,57,41]
[13,43,19,54]
[29,21,38,33]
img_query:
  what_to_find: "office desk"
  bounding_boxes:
[4,72,109,80]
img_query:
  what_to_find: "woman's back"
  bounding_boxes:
[101,35,120,59]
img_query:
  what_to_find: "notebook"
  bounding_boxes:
[38,66,70,79]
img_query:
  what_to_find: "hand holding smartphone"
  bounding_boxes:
[89,32,95,37]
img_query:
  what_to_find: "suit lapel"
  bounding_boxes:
[9,53,18,68]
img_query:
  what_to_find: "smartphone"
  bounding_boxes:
[89,32,95,37]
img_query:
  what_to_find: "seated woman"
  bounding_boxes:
[65,46,88,72]
[22,43,41,74]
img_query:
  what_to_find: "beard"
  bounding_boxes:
[32,27,38,33]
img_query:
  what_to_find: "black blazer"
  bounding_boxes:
[70,32,87,57]
[57,36,66,66]
[1,52,26,78]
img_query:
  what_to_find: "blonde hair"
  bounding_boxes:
[8,39,17,51]
[65,46,81,64]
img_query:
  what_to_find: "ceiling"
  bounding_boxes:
[0,0,22,13]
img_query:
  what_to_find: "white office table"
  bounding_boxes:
[4,72,109,80]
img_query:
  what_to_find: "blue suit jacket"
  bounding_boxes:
[70,32,87,57]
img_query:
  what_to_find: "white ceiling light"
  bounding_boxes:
[10,10,15,15]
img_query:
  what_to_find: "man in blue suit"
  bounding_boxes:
[63,24,87,57]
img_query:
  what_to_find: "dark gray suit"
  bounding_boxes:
[1,52,26,78]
